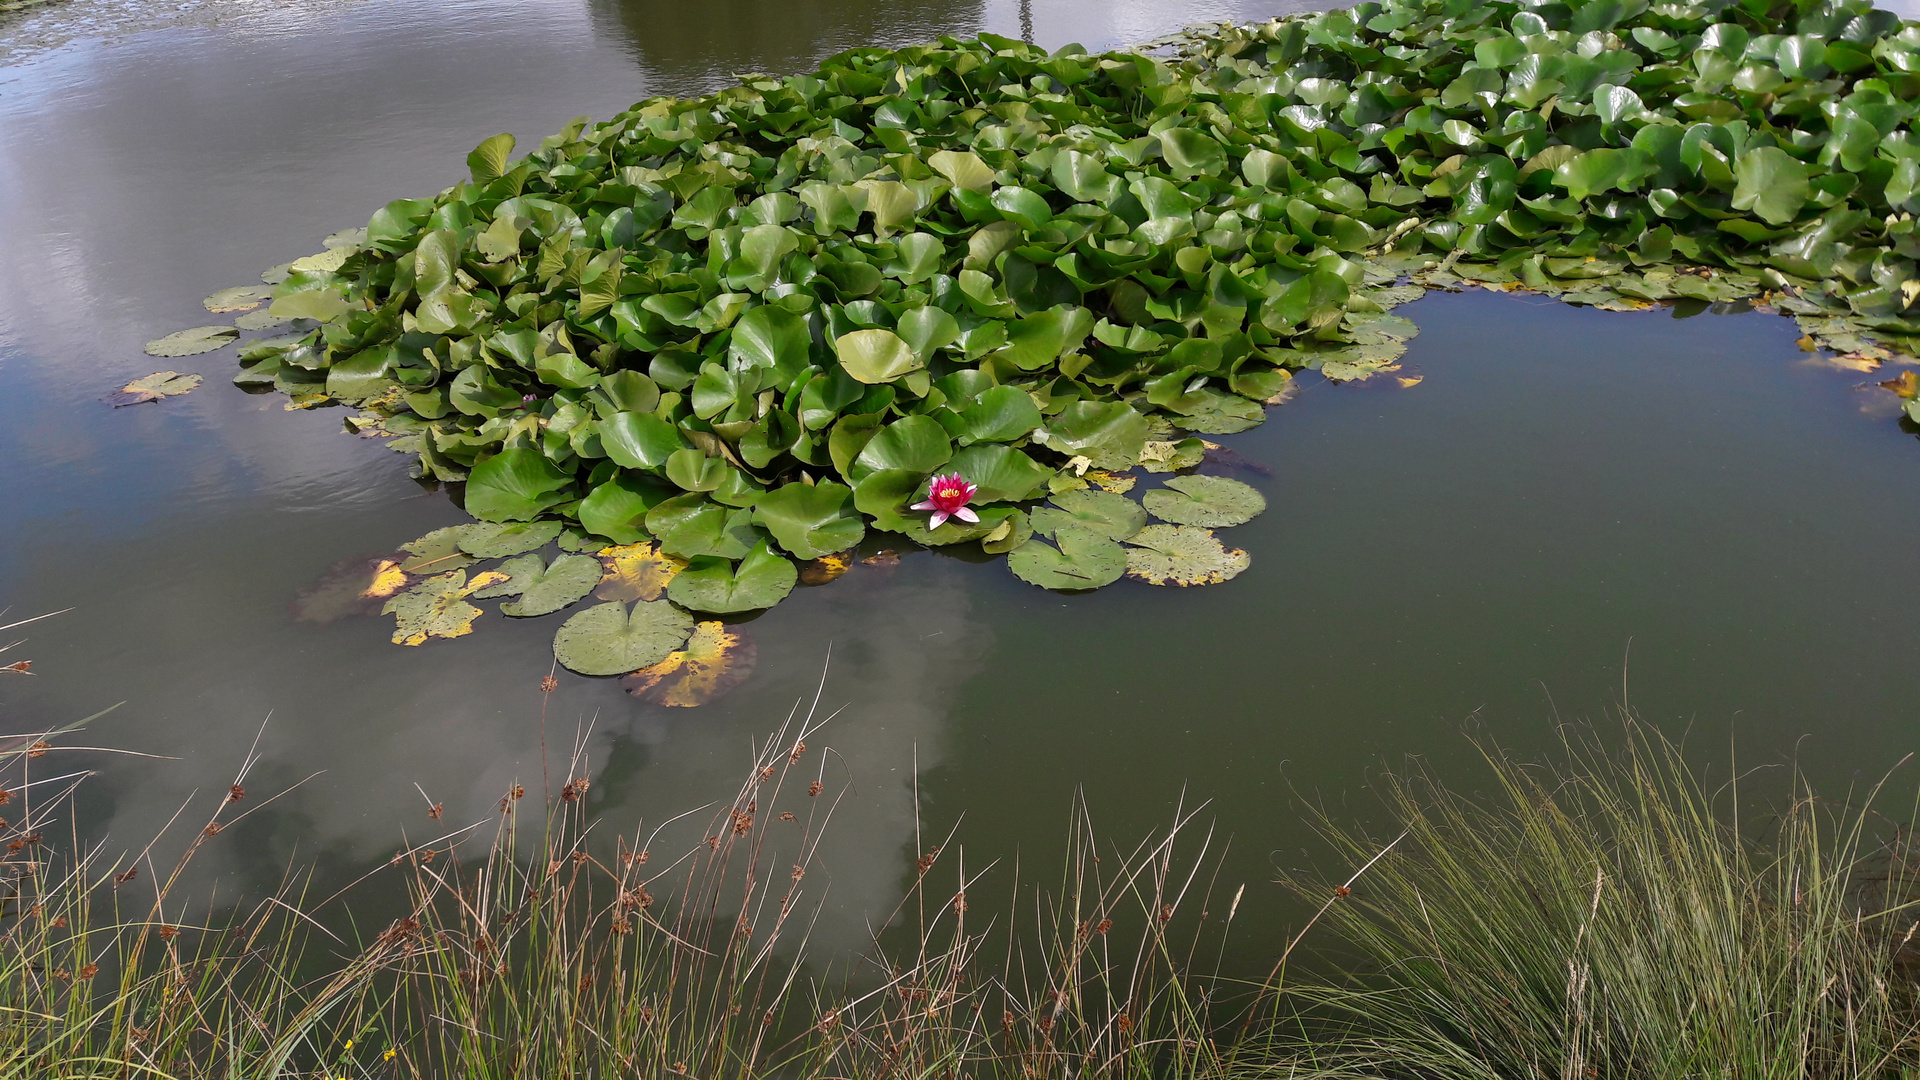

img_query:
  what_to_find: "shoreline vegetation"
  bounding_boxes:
[138,0,1920,673]
[4,664,1920,1077]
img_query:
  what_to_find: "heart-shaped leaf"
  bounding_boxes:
[1007,525,1127,590]
[552,600,695,676]
[666,540,798,613]
[754,481,866,560]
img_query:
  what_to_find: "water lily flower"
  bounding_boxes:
[912,472,978,530]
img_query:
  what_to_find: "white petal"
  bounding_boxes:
[910,500,937,511]
[928,511,950,529]
[955,507,979,523]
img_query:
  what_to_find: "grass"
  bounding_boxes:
[5,637,1920,1079]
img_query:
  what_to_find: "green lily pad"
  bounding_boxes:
[470,553,543,599]
[558,526,611,554]
[646,494,760,559]
[552,600,696,676]
[835,328,923,384]
[464,448,573,523]
[1035,401,1150,471]
[665,541,798,614]
[398,525,477,574]
[1142,475,1266,528]
[458,521,564,559]
[1028,489,1147,541]
[754,481,866,560]
[1007,526,1128,591]
[1123,524,1250,586]
[144,326,238,357]
[234,309,299,331]
[204,285,273,313]
[498,553,602,617]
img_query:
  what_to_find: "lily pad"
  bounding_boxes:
[144,326,237,357]
[470,552,543,599]
[1138,438,1206,474]
[754,481,866,560]
[382,569,512,646]
[203,286,273,313]
[464,448,573,522]
[558,526,612,554]
[458,521,564,559]
[595,541,687,601]
[398,526,477,574]
[1142,475,1266,528]
[497,553,602,617]
[112,371,203,405]
[1123,524,1249,586]
[665,541,798,614]
[1007,525,1128,591]
[552,600,695,676]
[234,308,300,332]
[622,621,757,706]
[1028,489,1147,541]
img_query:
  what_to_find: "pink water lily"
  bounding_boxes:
[912,472,979,530]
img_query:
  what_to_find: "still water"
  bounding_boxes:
[3,0,1920,964]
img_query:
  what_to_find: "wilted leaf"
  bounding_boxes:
[1087,471,1136,494]
[1142,475,1266,528]
[800,549,854,585]
[596,541,688,601]
[1123,524,1250,586]
[382,569,511,646]
[112,372,203,405]
[622,622,758,706]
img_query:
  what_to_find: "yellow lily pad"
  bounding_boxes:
[622,622,757,707]
[595,541,687,601]
[382,569,511,646]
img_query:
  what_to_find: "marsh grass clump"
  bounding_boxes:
[1266,722,1920,1079]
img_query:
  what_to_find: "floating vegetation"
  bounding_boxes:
[110,371,202,406]
[202,286,273,314]
[623,620,757,705]
[382,569,510,646]
[143,326,236,358]
[193,0,1920,679]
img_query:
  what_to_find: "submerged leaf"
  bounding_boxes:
[291,555,409,624]
[1123,524,1249,586]
[622,622,758,707]
[799,549,855,585]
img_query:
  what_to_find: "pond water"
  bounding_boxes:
[5,0,1920,968]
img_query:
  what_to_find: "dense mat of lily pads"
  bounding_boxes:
[166,0,1920,675]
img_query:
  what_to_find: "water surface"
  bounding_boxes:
[3,0,1920,965]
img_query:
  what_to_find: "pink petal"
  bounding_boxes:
[955,507,979,523]
[928,510,950,529]
[910,500,937,511]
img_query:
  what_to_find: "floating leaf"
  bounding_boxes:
[755,481,866,560]
[666,541,798,614]
[1007,525,1128,590]
[458,521,564,559]
[595,541,688,601]
[1123,524,1250,586]
[1138,438,1205,474]
[1142,475,1266,528]
[144,326,237,357]
[112,371,202,405]
[382,569,511,646]
[399,526,477,574]
[471,553,543,599]
[204,286,273,313]
[464,448,573,522]
[622,622,758,706]
[552,600,695,676]
[498,553,602,617]
[1028,489,1147,541]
